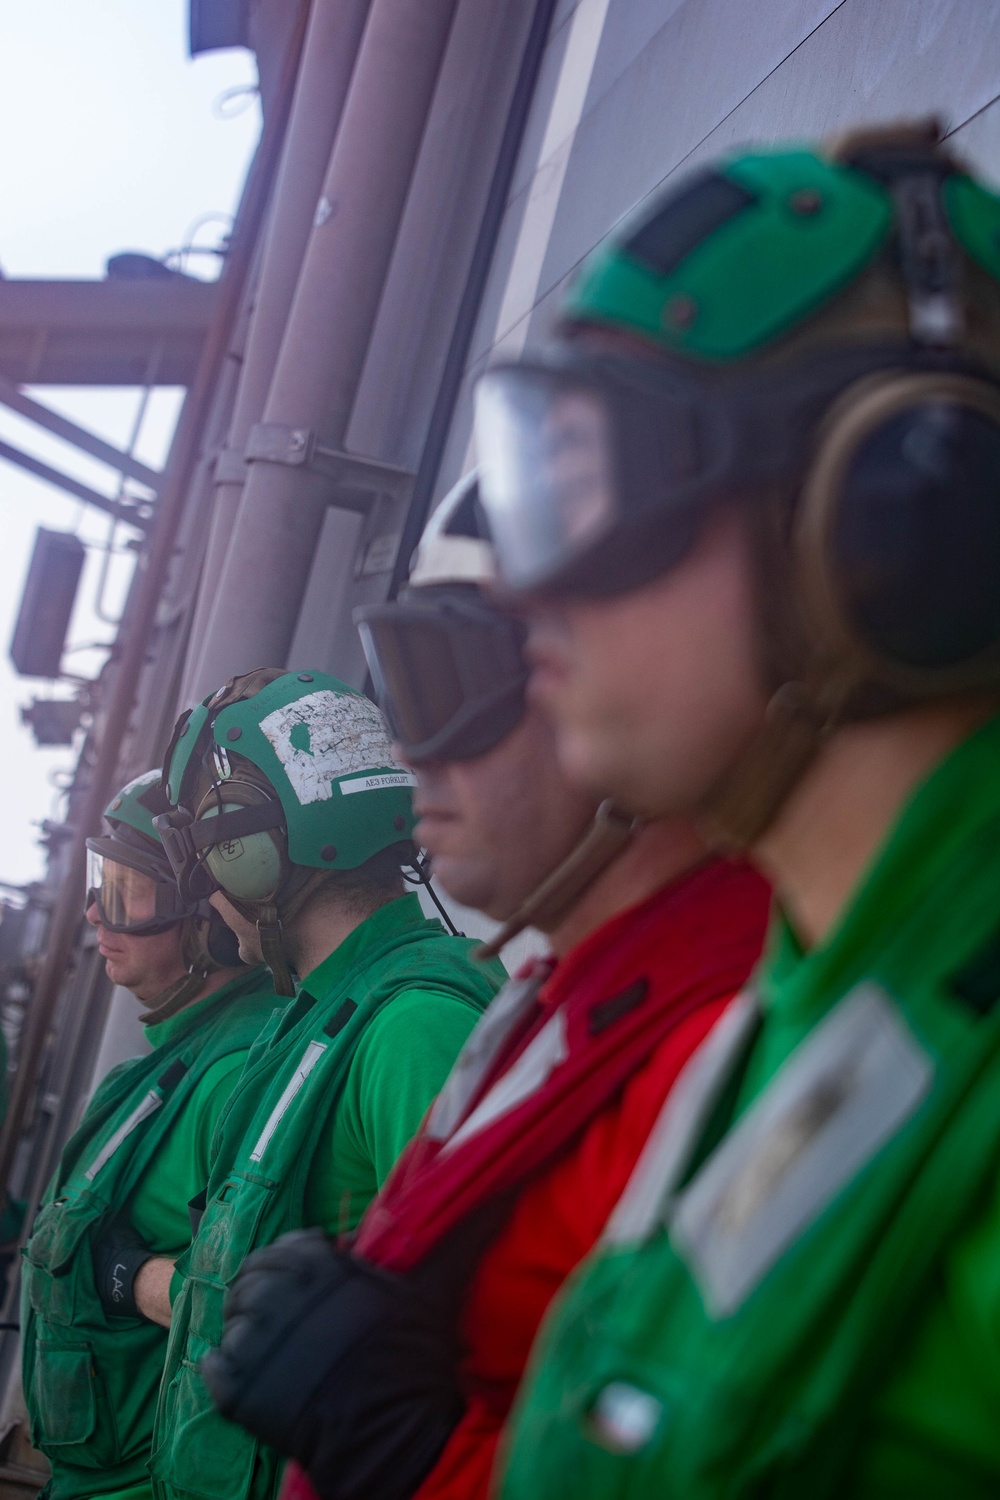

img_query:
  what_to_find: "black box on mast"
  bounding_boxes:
[10,528,86,679]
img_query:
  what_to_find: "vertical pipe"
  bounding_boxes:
[183,0,371,703]
[387,0,560,601]
[0,8,308,1201]
[192,0,461,694]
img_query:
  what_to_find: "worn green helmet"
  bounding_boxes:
[475,121,1000,845]
[160,668,416,890]
[156,669,417,993]
[560,148,1000,363]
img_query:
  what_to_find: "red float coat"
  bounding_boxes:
[281,857,769,1500]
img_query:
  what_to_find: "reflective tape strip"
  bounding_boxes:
[249,1040,327,1164]
[440,1006,568,1155]
[670,982,934,1317]
[427,969,546,1142]
[84,1090,163,1181]
[603,990,760,1247]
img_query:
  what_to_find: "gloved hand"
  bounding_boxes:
[201,1228,463,1500]
[92,1218,153,1319]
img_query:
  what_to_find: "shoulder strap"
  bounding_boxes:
[53,976,275,1207]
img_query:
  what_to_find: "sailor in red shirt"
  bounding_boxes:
[201,478,770,1500]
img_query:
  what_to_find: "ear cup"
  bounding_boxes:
[194,780,289,903]
[202,816,285,900]
[797,372,1000,693]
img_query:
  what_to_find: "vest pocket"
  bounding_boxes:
[23,1194,100,1325]
[152,1347,259,1500]
[26,1340,101,1453]
[185,1174,275,1345]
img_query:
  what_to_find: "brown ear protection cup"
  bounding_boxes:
[796,370,1000,698]
[704,367,1000,849]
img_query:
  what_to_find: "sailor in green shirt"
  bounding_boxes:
[147,669,505,1500]
[472,122,1000,1497]
[22,769,280,1500]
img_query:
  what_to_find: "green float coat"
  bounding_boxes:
[501,714,1000,1500]
[151,894,505,1500]
[21,968,280,1500]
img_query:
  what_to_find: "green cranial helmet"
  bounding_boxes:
[86,770,245,1021]
[157,669,417,995]
[561,130,1000,362]
[475,121,1000,845]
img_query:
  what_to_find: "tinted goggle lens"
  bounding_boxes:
[85,850,186,934]
[475,370,618,595]
[358,600,528,762]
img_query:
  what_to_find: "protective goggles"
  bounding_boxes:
[473,344,956,598]
[85,841,191,935]
[356,588,529,763]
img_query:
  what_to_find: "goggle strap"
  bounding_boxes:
[698,668,857,849]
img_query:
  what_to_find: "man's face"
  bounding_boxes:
[85,887,189,1005]
[209,890,264,966]
[523,508,769,820]
[408,707,596,921]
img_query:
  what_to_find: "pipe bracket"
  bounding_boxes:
[243,421,414,506]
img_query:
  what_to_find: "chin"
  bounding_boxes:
[556,731,659,820]
[433,860,499,922]
[556,726,619,799]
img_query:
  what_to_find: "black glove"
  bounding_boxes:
[201,1228,464,1500]
[92,1218,154,1319]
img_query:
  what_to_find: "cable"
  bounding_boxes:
[212,83,260,121]
[164,211,235,276]
[386,0,560,603]
[405,851,463,936]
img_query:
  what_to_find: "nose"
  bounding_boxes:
[85,898,100,928]
[409,763,444,810]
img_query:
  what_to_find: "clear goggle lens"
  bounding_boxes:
[474,371,617,594]
[86,849,186,934]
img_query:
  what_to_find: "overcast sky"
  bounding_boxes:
[0,2,260,885]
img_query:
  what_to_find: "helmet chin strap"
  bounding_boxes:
[697,669,858,850]
[255,905,296,999]
[224,870,336,999]
[140,968,210,1026]
[139,910,229,1026]
[477,801,638,959]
